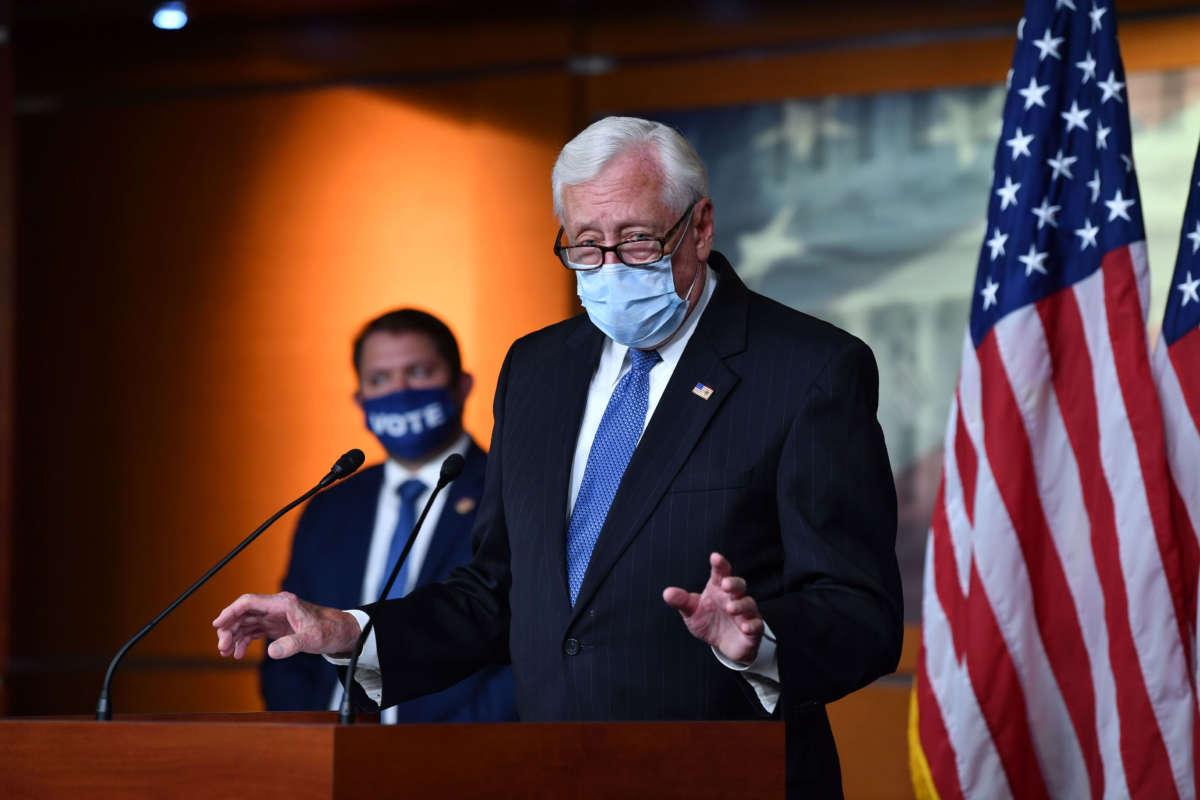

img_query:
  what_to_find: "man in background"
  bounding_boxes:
[259,308,517,723]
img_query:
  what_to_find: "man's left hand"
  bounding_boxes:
[663,552,764,665]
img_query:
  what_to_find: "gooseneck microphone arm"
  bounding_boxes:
[95,448,366,721]
[338,452,465,725]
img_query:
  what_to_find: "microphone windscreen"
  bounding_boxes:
[335,448,366,478]
[439,453,466,486]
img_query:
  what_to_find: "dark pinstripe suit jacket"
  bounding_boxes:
[365,252,902,797]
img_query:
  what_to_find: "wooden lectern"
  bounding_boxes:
[0,714,784,798]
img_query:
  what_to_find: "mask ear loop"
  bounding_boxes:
[668,204,702,306]
[680,263,702,305]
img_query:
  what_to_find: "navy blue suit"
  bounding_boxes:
[260,440,517,722]
[360,254,901,797]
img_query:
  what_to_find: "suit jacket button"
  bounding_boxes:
[563,638,580,656]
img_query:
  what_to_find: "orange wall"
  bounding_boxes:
[11,78,573,714]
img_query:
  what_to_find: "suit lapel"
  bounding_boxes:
[570,254,749,619]
[416,442,485,582]
[332,465,385,610]
[541,318,606,608]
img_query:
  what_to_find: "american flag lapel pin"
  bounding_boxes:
[691,382,714,400]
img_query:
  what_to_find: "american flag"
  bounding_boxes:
[1153,138,1200,708]
[910,2,1197,798]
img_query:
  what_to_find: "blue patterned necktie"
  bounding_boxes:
[377,478,427,600]
[566,348,662,605]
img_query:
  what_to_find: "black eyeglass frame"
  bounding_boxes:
[552,201,698,271]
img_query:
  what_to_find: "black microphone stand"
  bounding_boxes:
[338,453,463,725]
[95,450,364,721]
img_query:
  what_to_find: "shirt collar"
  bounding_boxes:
[383,431,471,492]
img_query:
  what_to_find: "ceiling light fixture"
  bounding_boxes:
[152,2,188,31]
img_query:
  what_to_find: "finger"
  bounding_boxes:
[662,587,700,616]
[720,576,747,597]
[216,627,234,657]
[724,597,758,618]
[229,621,269,647]
[212,594,257,628]
[224,610,263,633]
[219,617,262,649]
[212,593,273,628]
[233,635,252,661]
[708,552,732,585]
[739,617,764,637]
[215,616,263,654]
[268,633,303,660]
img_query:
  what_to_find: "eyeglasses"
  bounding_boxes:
[553,201,697,271]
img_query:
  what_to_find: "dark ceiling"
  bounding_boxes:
[11,0,1022,31]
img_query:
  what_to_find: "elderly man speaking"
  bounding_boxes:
[214,116,902,798]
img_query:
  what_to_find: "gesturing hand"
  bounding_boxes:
[662,552,764,665]
[212,591,361,661]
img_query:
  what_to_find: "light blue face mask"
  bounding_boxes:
[574,219,699,349]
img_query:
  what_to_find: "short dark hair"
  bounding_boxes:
[351,308,463,380]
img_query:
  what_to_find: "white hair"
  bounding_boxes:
[551,116,708,221]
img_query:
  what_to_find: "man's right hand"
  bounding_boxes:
[212,591,362,660]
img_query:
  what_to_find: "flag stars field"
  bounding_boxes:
[1075,217,1099,249]
[987,229,1009,260]
[1020,76,1051,109]
[1049,149,1078,180]
[1033,27,1065,60]
[1019,244,1050,276]
[997,176,1022,209]
[1186,221,1200,254]
[1179,271,1200,307]
[1007,127,1035,160]
[1032,198,1062,229]
[1098,71,1126,103]
[1061,101,1092,133]
[1076,51,1098,82]
[1105,189,1136,222]
[981,276,1000,309]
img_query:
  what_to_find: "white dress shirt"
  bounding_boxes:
[334,264,781,714]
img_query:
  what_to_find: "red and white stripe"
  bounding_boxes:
[917,242,1196,799]
[1152,292,1200,694]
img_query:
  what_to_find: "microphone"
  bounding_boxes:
[438,453,465,487]
[337,452,464,724]
[95,448,366,721]
[318,448,366,489]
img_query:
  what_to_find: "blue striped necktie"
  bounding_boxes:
[377,478,427,600]
[566,348,661,605]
